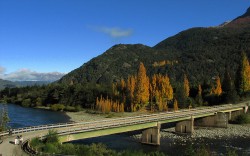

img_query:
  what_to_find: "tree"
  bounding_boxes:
[235,52,250,95]
[0,105,10,131]
[213,76,222,96]
[173,99,178,111]
[126,76,136,111]
[222,70,239,103]
[183,74,190,98]
[134,62,149,108]
[195,84,203,106]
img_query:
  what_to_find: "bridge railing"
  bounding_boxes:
[0,103,248,137]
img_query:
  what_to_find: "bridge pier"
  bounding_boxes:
[141,122,161,145]
[230,110,244,121]
[195,112,228,128]
[175,116,194,134]
[244,105,248,113]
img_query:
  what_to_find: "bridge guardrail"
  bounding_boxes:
[0,103,248,138]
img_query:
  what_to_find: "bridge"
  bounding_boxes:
[0,102,249,155]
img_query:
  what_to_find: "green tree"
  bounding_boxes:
[0,105,10,131]
[223,70,239,103]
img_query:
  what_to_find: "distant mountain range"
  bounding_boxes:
[58,7,250,86]
[0,79,52,89]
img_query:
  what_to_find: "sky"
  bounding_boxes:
[0,0,250,81]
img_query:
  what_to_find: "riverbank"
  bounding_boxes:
[132,124,250,142]
[65,110,151,122]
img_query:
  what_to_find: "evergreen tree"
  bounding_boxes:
[223,70,239,103]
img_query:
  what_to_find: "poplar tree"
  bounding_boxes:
[127,75,136,111]
[173,99,178,111]
[235,52,250,95]
[183,74,190,98]
[213,76,222,96]
[195,84,203,106]
[134,62,149,107]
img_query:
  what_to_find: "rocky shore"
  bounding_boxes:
[133,124,250,142]
[66,110,250,143]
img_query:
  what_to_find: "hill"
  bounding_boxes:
[0,79,16,89]
[58,7,250,86]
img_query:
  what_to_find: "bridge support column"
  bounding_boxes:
[244,105,248,113]
[227,111,232,121]
[175,116,194,134]
[141,122,161,145]
[215,112,228,128]
[195,112,228,128]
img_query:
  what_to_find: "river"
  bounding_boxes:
[1,103,249,155]
[0,103,70,128]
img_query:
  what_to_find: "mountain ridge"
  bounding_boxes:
[58,7,250,86]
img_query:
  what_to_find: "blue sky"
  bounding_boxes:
[0,0,249,80]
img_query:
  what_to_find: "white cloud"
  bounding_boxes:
[92,26,133,38]
[0,66,6,74]
[0,68,65,82]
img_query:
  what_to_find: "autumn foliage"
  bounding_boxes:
[96,95,124,113]
[134,62,149,106]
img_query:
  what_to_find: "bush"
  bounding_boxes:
[21,98,31,107]
[43,143,59,153]
[45,129,59,144]
[234,113,250,124]
[30,137,43,150]
[64,105,76,112]
[60,143,77,155]
[50,104,65,111]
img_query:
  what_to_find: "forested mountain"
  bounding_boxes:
[0,79,16,89]
[59,7,250,87]
[1,7,250,110]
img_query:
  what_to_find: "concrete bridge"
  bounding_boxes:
[0,102,249,155]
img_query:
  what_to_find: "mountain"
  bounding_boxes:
[0,79,17,89]
[58,7,250,86]
[14,81,52,87]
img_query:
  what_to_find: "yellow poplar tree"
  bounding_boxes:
[213,76,223,96]
[183,74,190,98]
[162,75,173,100]
[127,75,136,111]
[174,99,178,111]
[134,62,149,106]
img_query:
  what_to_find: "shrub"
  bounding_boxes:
[43,143,59,153]
[21,98,31,107]
[50,104,65,111]
[234,113,250,124]
[30,137,42,150]
[45,129,59,144]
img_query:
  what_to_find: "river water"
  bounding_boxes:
[1,103,249,155]
[0,103,70,128]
